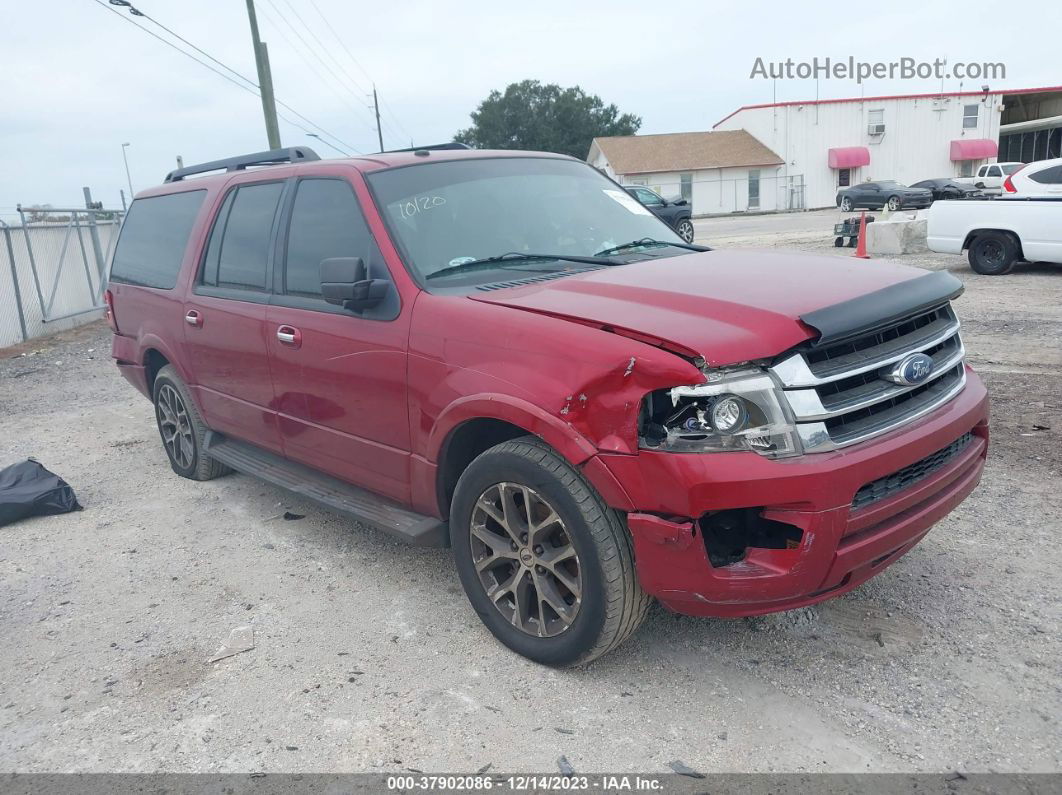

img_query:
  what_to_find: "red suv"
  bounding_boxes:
[107,145,989,666]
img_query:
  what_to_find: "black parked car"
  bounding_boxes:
[909,179,984,202]
[836,181,933,212]
[624,186,695,243]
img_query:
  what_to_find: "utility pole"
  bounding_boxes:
[372,85,384,152]
[121,142,134,197]
[245,0,281,149]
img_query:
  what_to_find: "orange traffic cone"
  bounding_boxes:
[853,211,870,259]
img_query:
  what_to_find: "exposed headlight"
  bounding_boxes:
[639,367,802,458]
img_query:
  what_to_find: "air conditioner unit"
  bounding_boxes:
[867,123,886,135]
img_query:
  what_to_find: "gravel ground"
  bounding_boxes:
[0,211,1059,774]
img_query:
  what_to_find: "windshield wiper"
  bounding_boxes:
[594,238,711,257]
[425,252,617,281]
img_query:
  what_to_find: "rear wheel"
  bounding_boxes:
[450,437,649,666]
[968,232,1018,275]
[675,218,695,244]
[152,365,231,480]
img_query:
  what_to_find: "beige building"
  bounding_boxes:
[587,130,787,216]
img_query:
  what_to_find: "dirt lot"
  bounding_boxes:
[1,211,1059,774]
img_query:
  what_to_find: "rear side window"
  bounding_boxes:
[283,179,376,297]
[1029,165,1062,184]
[201,182,283,290]
[109,190,205,289]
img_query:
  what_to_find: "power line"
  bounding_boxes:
[305,0,413,143]
[90,0,360,155]
[256,0,380,138]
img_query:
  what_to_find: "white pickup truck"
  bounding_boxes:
[927,197,1062,275]
[954,162,1025,194]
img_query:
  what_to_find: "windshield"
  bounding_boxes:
[366,157,685,285]
[877,181,906,188]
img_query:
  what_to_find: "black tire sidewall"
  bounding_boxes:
[451,446,609,666]
[152,370,200,478]
[969,233,1017,275]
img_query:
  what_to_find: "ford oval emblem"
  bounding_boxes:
[886,353,934,386]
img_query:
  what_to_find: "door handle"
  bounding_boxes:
[276,325,302,347]
[185,310,203,328]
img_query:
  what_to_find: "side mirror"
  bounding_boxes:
[320,257,388,311]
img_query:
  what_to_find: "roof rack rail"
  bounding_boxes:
[163,146,321,183]
[384,142,472,153]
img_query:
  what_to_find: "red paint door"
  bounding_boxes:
[183,180,286,453]
[265,177,413,503]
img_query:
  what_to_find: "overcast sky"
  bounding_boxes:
[1,0,1057,215]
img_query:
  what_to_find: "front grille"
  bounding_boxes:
[770,303,966,452]
[852,432,973,510]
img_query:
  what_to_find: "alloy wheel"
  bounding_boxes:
[840,197,852,212]
[677,220,695,243]
[469,482,582,638]
[888,196,901,211]
[156,383,195,469]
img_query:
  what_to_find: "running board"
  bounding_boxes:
[204,432,448,547]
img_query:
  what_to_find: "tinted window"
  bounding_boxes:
[110,190,205,289]
[210,182,283,290]
[1030,165,1062,184]
[987,166,1001,177]
[284,179,375,297]
[1001,163,1023,175]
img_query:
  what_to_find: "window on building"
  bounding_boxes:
[963,104,979,129]
[959,161,974,178]
[284,179,376,298]
[748,169,761,209]
[110,190,205,289]
[868,109,885,134]
[203,182,284,291]
[837,168,851,187]
[679,173,693,203]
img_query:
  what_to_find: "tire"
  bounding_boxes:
[967,232,1018,275]
[152,365,231,480]
[450,436,650,667]
[834,237,844,247]
[839,196,853,212]
[675,218,695,244]
[887,195,902,211]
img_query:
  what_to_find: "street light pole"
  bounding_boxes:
[244,0,281,149]
[121,142,134,197]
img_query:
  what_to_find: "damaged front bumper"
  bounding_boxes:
[598,368,989,617]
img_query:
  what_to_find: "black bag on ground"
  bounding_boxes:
[0,459,82,527]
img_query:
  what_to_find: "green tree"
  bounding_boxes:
[455,80,641,159]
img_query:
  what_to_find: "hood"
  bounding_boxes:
[469,249,931,366]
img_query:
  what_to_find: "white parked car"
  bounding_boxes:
[1001,158,1062,197]
[927,197,1062,275]
[953,162,1025,194]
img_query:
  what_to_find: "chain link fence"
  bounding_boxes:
[1,199,124,348]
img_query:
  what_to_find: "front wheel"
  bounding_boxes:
[968,232,1018,275]
[675,218,695,244]
[887,195,902,211]
[450,437,650,667]
[839,196,853,212]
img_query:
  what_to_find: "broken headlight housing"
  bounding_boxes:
[639,367,802,458]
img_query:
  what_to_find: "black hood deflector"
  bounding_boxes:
[800,270,964,347]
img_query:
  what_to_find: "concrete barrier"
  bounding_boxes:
[866,211,928,255]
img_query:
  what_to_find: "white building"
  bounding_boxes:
[587,130,788,216]
[713,85,1062,209]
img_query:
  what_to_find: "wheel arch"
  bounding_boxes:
[962,228,1023,257]
[428,395,632,520]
